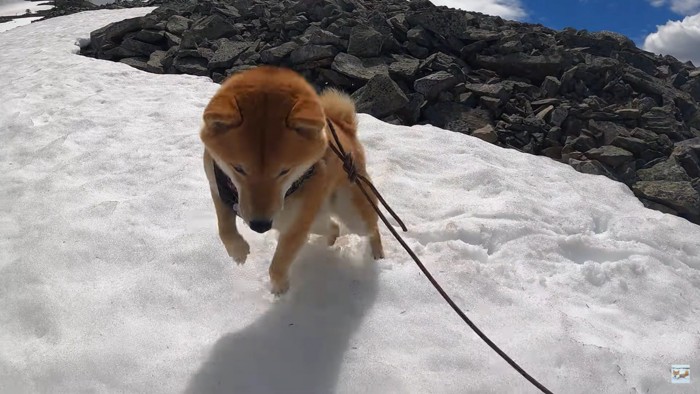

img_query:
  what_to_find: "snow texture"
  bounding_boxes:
[0,0,51,17]
[1,8,699,394]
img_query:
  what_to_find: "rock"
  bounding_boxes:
[120,37,163,57]
[352,74,409,118]
[566,135,597,153]
[474,54,570,84]
[92,16,143,50]
[463,82,510,100]
[183,15,237,46]
[550,107,568,127]
[541,76,561,98]
[611,136,650,156]
[208,41,251,69]
[585,145,634,168]
[135,29,166,44]
[414,71,459,100]
[397,92,426,124]
[569,159,617,180]
[307,29,346,48]
[145,50,167,73]
[389,55,420,79]
[260,42,299,64]
[471,124,498,143]
[331,53,388,82]
[173,56,210,76]
[347,25,383,57]
[423,103,491,132]
[615,108,641,119]
[637,158,691,181]
[406,26,432,47]
[119,57,148,71]
[166,15,190,35]
[290,45,338,64]
[589,120,630,145]
[405,9,476,40]
[632,181,700,219]
[672,138,700,178]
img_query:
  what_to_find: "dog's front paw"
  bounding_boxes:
[269,268,290,295]
[221,234,250,265]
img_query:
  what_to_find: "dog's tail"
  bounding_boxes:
[320,88,357,135]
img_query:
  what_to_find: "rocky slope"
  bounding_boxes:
[79,0,700,224]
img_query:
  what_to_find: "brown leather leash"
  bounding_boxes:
[325,119,554,394]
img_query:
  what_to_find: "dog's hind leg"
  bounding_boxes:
[332,185,384,260]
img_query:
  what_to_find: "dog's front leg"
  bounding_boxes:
[210,188,250,264]
[268,183,328,295]
[203,150,250,264]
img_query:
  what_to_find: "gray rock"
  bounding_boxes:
[135,29,166,44]
[183,15,237,46]
[414,71,459,100]
[173,56,210,76]
[397,92,426,124]
[145,50,167,73]
[632,181,700,218]
[423,103,491,131]
[541,76,561,98]
[569,159,617,180]
[120,37,162,57]
[585,145,634,168]
[637,158,691,181]
[565,135,597,152]
[208,41,251,69]
[611,136,650,156]
[166,15,190,35]
[406,26,432,47]
[405,9,476,40]
[463,82,511,100]
[389,55,420,79]
[119,57,149,71]
[672,138,700,178]
[307,29,346,48]
[331,53,388,81]
[471,124,498,143]
[347,25,383,58]
[550,107,569,127]
[290,45,338,64]
[351,74,409,118]
[260,42,299,64]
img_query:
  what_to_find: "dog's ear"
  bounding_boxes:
[287,98,325,139]
[202,95,243,135]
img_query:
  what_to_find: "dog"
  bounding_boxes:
[200,66,384,294]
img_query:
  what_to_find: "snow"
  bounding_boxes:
[0,0,51,17]
[1,8,699,394]
[0,15,40,32]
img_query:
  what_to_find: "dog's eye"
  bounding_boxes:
[233,165,247,175]
[278,168,290,177]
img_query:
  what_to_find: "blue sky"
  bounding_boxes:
[524,0,677,45]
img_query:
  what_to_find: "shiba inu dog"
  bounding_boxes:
[200,66,384,294]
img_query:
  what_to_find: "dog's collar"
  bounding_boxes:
[212,161,316,216]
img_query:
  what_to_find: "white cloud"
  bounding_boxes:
[649,0,700,14]
[429,0,526,20]
[643,13,700,66]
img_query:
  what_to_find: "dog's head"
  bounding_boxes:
[200,66,327,233]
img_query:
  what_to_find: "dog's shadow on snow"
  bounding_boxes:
[184,236,379,394]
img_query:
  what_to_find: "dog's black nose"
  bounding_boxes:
[249,219,272,233]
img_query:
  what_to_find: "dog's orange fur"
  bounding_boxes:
[200,66,384,294]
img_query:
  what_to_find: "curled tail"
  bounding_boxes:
[319,88,357,135]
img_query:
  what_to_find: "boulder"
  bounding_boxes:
[352,74,409,118]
